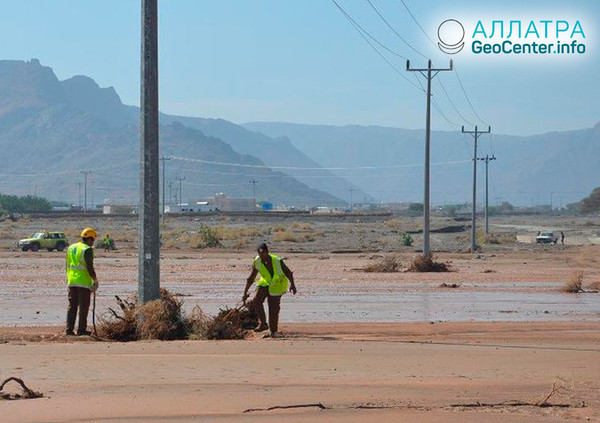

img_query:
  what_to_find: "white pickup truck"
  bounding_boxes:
[536,231,558,244]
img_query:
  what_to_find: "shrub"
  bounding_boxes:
[407,254,450,272]
[562,272,584,293]
[190,224,221,248]
[363,255,402,273]
[401,232,413,246]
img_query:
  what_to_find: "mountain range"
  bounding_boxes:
[0,59,346,207]
[244,121,600,207]
[1,58,597,208]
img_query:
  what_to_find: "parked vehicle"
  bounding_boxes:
[536,231,558,244]
[18,232,68,252]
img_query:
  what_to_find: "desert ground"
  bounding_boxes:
[0,213,599,422]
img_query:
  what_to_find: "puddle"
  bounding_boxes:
[0,281,598,325]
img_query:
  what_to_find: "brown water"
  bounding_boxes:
[1,281,598,326]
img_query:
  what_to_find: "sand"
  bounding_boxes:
[1,214,599,422]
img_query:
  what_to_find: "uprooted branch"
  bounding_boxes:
[0,377,44,400]
[244,403,328,413]
[451,378,582,409]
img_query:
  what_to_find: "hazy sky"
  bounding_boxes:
[0,0,598,136]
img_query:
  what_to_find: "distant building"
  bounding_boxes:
[212,193,255,212]
[102,204,137,214]
[165,193,255,213]
[166,201,218,213]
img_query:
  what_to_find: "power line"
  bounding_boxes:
[406,59,454,256]
[330,0,423,91]
[397,0,437,47]
[436,77,476,126]
[170,155,468,171]
[462,125,491,252]
[393,0,489,128]
[454,64,490,127]
[364,0,427,59]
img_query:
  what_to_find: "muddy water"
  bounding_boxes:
[1,281,598,326]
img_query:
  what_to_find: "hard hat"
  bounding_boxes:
[80,227,99,239]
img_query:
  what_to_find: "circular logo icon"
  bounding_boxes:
[438,19,465,54]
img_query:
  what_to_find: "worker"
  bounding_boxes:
[103,234,114,251]
[65,227,99,336]
[243,243,297,338]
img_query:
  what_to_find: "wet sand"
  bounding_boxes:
[1,245,599,422]
[1,322,599,423]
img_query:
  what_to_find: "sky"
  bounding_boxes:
[0,0,598,136]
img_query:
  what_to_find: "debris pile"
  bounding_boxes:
[363,255,402,273]
[98,288,257,341]
[0,377,43,400]
[408,254,450,272]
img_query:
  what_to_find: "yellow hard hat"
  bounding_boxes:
[80,227,99,239]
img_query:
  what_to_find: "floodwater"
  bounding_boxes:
[1,281,598,326]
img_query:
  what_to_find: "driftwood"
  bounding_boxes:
[0,377,44,400]
[451,379,582,409]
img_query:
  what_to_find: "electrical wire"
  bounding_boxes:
[364,0,428,59]
[397,0,437,47]
[330,0,423,91]
[169,155,469,171]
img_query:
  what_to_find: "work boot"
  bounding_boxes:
[263,332,284,339]
[253,323,269,333]
[65,330,75,336]
[77,330,92,336]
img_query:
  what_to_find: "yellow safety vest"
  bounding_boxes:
[66,242,93,288]
[254,253,289,296]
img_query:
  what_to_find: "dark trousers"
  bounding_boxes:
[252,286,282,333]
[66,286,91,333]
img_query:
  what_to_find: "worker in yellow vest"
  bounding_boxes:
[65,227,99,336]
[243,243,297,338]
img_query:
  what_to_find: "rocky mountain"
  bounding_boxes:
[37,63,365,203]
[0,59,341,206]
[244,122,600,207]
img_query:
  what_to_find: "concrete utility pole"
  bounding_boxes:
[406,59,453,256]
[139,0,160,303]
[81,171,92,212]
[462,125,491,252]
[160,155,171,221]
[348,187,355,212]
[477,154,496,235]
[249,180,258,212]
[176,176,185,208]
[167,181,174,206]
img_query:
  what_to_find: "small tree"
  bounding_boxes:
[401,232,414,246]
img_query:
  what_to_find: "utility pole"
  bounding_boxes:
[77,182,82,207]
[249,180,258,212]
[139,0,160,303]
[406,59,453,256]
[348,187,355,212]
[176,176,185,209]
[477,154,496,235]
[160,155,171,221]
[81,171,92,212]
[167,181,174,206]
[462,125,491,252]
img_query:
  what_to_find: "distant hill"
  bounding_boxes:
[244,122,600,207]
[0,59,341,206]
[39,62,365,203]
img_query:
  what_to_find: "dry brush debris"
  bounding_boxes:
[450,378,582,409]
[408,254,450,272]
[363,255,402,273]
[98,288,258,341]
[0,377,43,400]
[561,272,599,293]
